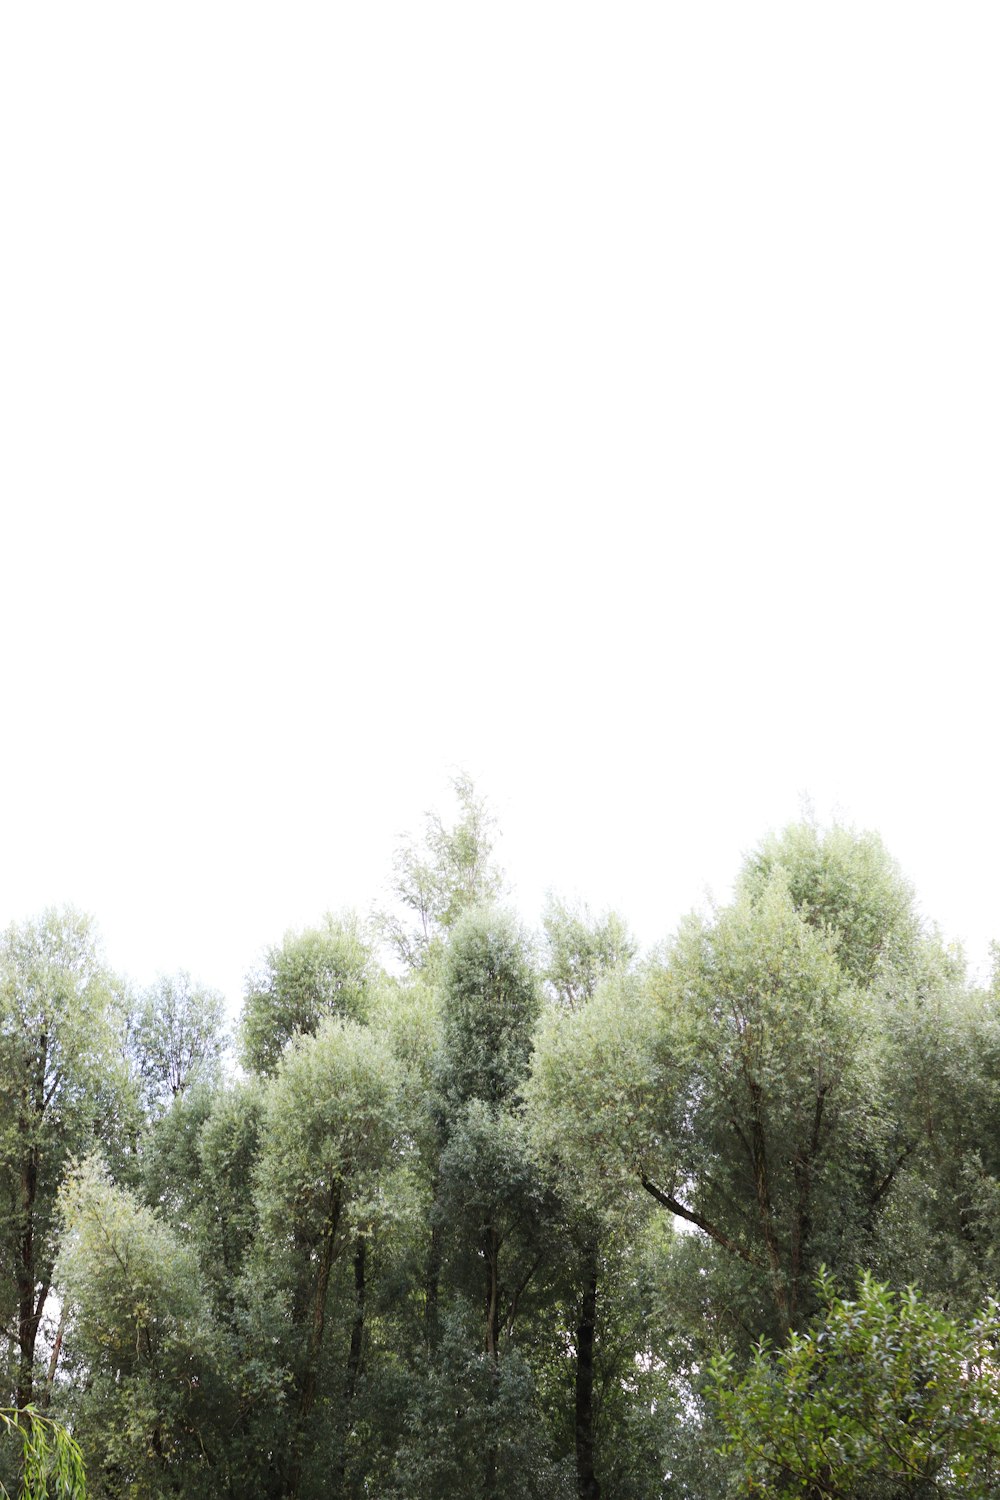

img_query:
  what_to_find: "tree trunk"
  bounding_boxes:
[40,1306,65,1410]
[483,1223,501,1499]
[333,1233,368,1491]
[16,1144,40,1410]
[575,1243,601,1500]
[286,1181,342,1499]
[484,1224,500,1360]
[425,1210,443,1348]
[345,1233,366,1402]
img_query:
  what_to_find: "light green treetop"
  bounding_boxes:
[381,774,505,972]
[540,895,637,1011]
[128,971,227,1108]
[239,912,375,1076]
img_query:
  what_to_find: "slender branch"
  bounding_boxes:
[640,1175,763,1269]
[505,1252,544,1340]
[871,1140,916,1208]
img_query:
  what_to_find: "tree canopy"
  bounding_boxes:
[2,795,998,1500]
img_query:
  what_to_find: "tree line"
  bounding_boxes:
[2,778,1000,1498]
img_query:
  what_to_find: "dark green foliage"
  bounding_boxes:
[389,1309,574,1500]
[710,1272,1000,1498]
[57,1158,226,1500]
[0,909,128,1409]
[439,907,540,1111]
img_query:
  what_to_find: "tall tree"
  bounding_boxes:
[879,936,1000,1308]
[526,824,925,1345]
[635,823,925,1339]
[533,899,638,1500]
[429,908,547,1495]
[0,909,125,1409]
[57,1156,223,1500]
[249,1016,401,1498]
[381,775,504,972]
[526,970,667,1500]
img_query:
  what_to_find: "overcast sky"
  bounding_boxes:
[3,4,997,1012]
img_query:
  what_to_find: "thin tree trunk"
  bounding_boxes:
[286,1182,342,1499]
[484,1223,501,1499]
[345,1234,366,1402]
[575,1243,601,1500]
[746,1078,789,1331]
[425,1211,443,1347]
[484,1225,500,1360]
[789,1083,827,1325]
[16,1145,39,1410]
[333,1233,368,1492]
[40,1305,65,1410]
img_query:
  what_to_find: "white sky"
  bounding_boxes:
[2,4,998,1013]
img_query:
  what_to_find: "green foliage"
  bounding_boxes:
[239,912,375,1075]
[192,1083,263,1313]
[540,896,637,1010]
[368,976,443,1151]
[0,908,125,1156]
[439,907,540,1111]
[388,1310,574,1500]
[134,1081,263,1322]
[127,973,226,1109]
[381,774,505,972]
[650,841,916,1334]
[2,809,997,1500]
[525,972,670,1218]
[438,1100,551,1287]
[57,1157,222,1498]
[0,908,128,1406]
[710,1271,1000,1498]
[254,1015,401,1245]
[738,820,919,984]
[877,940,1000,1308]
[0,1407,86,1499]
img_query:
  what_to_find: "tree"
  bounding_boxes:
[525,971,668,1500]
[56,1156,222,1500]
[0,910,126,1410]
[710,1272,1000,1498]
[638,823,924,1339]
[876,937,1000,1310]
[432,907,543,1349]
[249,1016,401,1498]
[412,909,550,1495]
[388,1311,573,1500]
[127,972,226,1109]
[380,775,504,972]
[438,907,540,1116]
[239,913,374,1076]
[738,821,919,985]
[540,897,637,1012]
[523,824,927,1354]
[530,902,640,1500]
